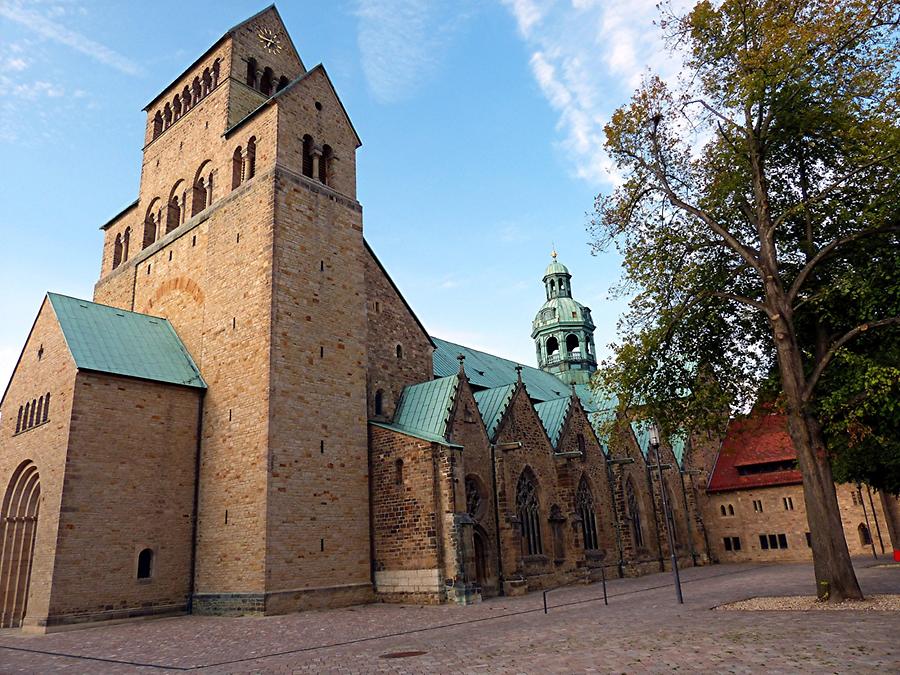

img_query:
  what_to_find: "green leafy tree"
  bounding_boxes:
[591,0,900,601]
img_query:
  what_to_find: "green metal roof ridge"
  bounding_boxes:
[629,419,684,464]
[392,375,459,441]
[48,293,206,389]
[369,421,462,448]
[431,337,567,402]
[535,397,572,448]
[473,383,517,441]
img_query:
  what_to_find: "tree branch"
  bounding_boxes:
[709,292,768,312]
[803,317,900,401]
[788,225,900,305]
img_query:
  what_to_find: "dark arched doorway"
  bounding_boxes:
[0,460,41,628]
[473,530,487,589]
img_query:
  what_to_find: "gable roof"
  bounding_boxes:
[225,64,362,147]
[48,293,205,389]
[534,396,572,448]
[143,5,303,111]
[365,241,434,348]
[431,338,567,402]
[707,414,801,493]
[376,375,459,445]
[472,384,517,441]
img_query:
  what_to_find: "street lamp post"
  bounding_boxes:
[649,422,684,604]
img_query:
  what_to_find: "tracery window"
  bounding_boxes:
[576,475,599,550]
[626,477,644,548]
[517,468,543,556]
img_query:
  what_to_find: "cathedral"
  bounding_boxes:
[1,7,897,632]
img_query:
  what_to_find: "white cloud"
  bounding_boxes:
[354,0,436,103]
[6,57,27,71]
[501,0,692,187]
[0,1,140,76]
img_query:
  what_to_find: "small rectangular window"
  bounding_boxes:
[778,533,788,549]
[733,537,741,551]
[759,534,769,550]
[724,537,733,551]
[768,534,778,549]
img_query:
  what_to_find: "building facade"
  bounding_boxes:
[0,7,895,633]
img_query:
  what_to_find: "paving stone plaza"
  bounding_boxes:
[1,560,897,673]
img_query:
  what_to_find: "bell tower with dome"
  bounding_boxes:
[531,251,597,385]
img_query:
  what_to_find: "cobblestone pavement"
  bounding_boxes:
[1,559,897,674]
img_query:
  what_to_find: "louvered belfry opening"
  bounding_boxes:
[0,460,41,629]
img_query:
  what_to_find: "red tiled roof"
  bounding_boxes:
[707,414,802,492]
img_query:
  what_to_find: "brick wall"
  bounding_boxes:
[45,373,200,628]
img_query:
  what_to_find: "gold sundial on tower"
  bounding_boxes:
[257,27,282,54]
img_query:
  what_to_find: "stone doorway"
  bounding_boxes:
[0,460,41,629]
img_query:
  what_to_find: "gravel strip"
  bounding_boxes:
[717,594,900,611]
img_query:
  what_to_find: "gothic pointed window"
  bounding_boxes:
[626,477,644,548]
[576,476,599,551]
[517,468,543,556]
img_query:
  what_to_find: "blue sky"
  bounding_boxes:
[0,0,687,387]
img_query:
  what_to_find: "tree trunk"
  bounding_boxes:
[770,300,864,602]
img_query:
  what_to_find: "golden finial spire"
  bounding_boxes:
[551,243,557,260]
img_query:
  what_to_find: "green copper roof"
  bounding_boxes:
[369,421,463,448]
[432,337,567,402]
[390,375,459,444]
[473,384,517,441]
[48,293,205,389]
[545,260,570,277]
[534,396,572,447]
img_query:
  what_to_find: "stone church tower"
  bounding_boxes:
[531,252,597,385]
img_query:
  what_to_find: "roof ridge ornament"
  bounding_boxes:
[515,364,523,384]
[457,353,466,374]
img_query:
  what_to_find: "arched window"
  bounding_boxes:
[546,336,559,357]
[202,68,212,96]
[181,86,192,113]
[277,75,290,91]
[212,59,220,88]
[566,334,580,355]
[728,504,734,516]
[22,402,30,430]
[232,146,243,189]
[152,111,163,139]
[549,279,556,296]
[137,548,153,579]
[143,205,158,249]
[172,95,181,120]
[246,57,257,87]
[166,196,181,234]
[626,477,644,548]
[192,77,201,104]
[395,458,404,486]
[35,397,43,424]
[260,67,274,96]
[517,468,543,556]
[576,476,599,551]
[374,389,384,416]
[163,103,172,128]
[245,137,257,179]
[15,406,22,433]
[43,392,50,422]
[113,233,123,269]
[28,399,36,428]
[858,523,872,546]
[720,505,727,516]
[123,227,131,262]
[301,135,314,177]
[319,144,332,184]
[396,344,403,359]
